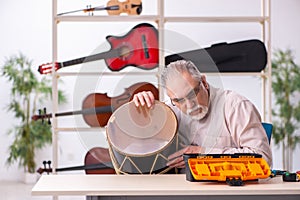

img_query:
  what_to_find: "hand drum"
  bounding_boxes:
[106,100,178,174]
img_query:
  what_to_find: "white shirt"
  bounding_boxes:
[168,85,273,167]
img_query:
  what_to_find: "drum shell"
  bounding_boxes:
[108,134,179,174]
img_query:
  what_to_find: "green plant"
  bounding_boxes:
[1,53,67,173]
[272,49,300,171]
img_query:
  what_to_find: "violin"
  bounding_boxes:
[32,82,159,127]
[57,0,142,16]
[37,147,115,175]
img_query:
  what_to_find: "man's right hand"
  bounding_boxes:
[132,91,156,108]
[167,145,202,168]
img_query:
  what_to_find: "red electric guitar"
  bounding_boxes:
[38,23,158,74]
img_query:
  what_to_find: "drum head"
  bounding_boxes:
[106,100,178,156]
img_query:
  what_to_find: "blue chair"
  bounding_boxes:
[262,122,273,144]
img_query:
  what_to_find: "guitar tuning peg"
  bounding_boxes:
[48,118,51,125]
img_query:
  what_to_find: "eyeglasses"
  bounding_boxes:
[170,82,202,106]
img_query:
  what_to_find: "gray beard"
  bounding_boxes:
[187,104,208,120]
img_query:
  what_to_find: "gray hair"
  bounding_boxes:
[161,60,202,87]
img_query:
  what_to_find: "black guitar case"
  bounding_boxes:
[165,39,267,72]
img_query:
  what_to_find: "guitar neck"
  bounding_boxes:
[60,49,120,68]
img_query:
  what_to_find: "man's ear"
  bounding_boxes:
[201,75,209,89]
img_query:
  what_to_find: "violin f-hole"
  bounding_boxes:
[116,93,131,105]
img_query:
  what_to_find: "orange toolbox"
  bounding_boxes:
[184,153,271,186]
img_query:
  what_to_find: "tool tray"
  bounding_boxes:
[184,153,270,183]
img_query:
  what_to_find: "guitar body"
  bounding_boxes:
[105,23,159,71]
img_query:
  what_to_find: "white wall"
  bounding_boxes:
[0,0,299,181]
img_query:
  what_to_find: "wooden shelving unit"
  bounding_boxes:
[50,0,271,180]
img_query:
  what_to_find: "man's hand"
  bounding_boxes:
[167,145,202,168]
[132,91,156,108]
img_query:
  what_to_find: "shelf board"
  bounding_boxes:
[56,71,158,76]
[55,15,159,23]
[163,16,269,23]
[54,71,266,77]
[55,15,269,23]
[55,127,105,132]
[205,72,267,77]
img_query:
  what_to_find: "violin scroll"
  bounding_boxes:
[37,160,52,175]
[32,108,51,125]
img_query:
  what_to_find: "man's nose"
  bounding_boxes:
[185,99,195,109]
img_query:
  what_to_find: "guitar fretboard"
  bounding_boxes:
[62,48,120,67]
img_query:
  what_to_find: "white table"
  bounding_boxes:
[32,174,300,200]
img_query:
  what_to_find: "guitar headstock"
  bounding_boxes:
[32,108,51,125]
[38,62,61,74]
